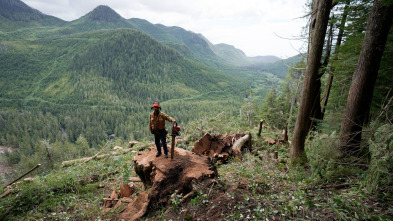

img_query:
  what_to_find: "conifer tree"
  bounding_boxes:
[339,0,393,156]
[291,0,333,163]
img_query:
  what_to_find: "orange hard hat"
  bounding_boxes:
[151,102,161,109]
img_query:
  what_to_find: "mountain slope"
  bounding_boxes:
[1,1,290,79]
[0,0,65,30]
[211,43,249,65]
[126,18,283,72]
[0,29,238,108]
[58,5,134,35]
[246,54,303,78]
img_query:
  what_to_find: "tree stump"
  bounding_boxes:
[120,147,217,220]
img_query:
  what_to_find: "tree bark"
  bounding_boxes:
[339,0,393,156]
[291,0,333,163]
[321,0,350,120]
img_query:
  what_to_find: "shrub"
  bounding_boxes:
[306,132,357,182]
[364,124,393,193]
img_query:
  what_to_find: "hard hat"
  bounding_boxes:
[151,102,161,109]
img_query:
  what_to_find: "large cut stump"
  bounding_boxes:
[192,133,250,163]
[119,147,217,220]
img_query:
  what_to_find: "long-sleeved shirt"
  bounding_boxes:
[149,111,175,132]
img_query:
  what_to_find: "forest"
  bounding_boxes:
[1,0,393,220]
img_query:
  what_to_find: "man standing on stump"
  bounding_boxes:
[149,102,176,158]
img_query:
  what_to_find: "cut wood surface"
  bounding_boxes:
[119,146,217,220]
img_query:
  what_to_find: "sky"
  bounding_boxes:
[22,0,308,58]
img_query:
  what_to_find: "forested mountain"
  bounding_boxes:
[0,0,280,186]
[0,0,253,161]
[246,54,303,78]
[1,0,287,74]
[0,0,65,30]
[129,18,282,68]
[59,6,134,35]
[2,0,393,220]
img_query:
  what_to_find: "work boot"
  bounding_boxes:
[156,153,161,157]
[165,154,168,158]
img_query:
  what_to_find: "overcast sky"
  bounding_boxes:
[22,0,308,58]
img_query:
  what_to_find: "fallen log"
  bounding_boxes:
[61,145,151,167]
[0,189,12,198]
[232,134,251,159]
[3,164,41,189]
[129,141,139,148]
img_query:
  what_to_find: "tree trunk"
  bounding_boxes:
[339,0,393,156]
[310,4,336,131]
[291,0,333,163]
[321,0,350,120]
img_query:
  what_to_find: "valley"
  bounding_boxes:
[2,0,392,220]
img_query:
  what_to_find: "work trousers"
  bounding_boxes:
[154,129,168,155]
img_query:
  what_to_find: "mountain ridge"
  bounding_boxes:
[0,0,66,29]
[1,0,286,67]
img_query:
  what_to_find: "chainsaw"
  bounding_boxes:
[170,122,181,159]
[171,122,181,137]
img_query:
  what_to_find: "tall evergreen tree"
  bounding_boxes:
[291,0,333,163]
[339,0,393,156]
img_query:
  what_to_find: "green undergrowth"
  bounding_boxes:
[1,124,393,220]
[158,125,393,220]
[0,147,136,220]
[214,145,393,220]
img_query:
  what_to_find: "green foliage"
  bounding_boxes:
[326,0,393,130]
[170,190,183,210]
[306,132,359,182]
[184,112,245,141]
[257,59,304,131]
[259,88,281,128]
[0,149,136,220]
[365,124,393,194]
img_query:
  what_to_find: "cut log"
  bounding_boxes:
[0,189,11,199]
[191,133,249,163]
[113,146,123,150]
[4,164,41,188]
[62,146,146,167]
[232,134,251,157]
[129,141,139,148]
